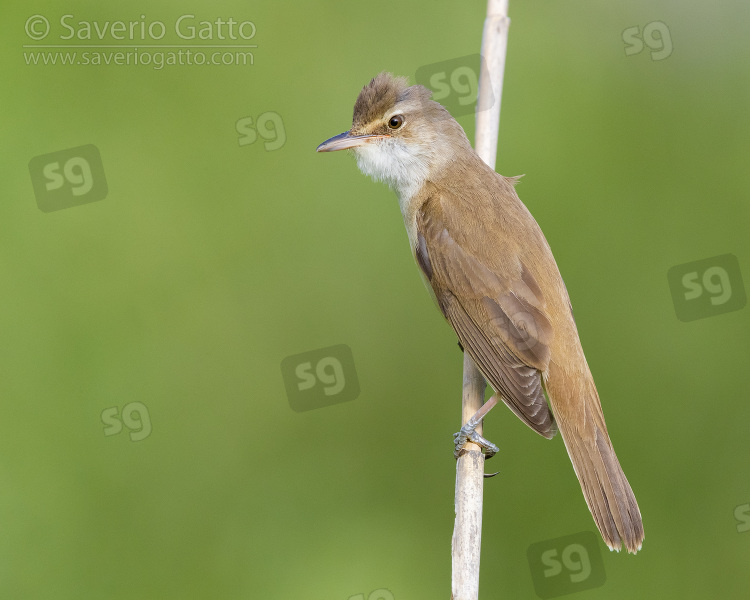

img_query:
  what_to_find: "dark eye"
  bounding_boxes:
[388,115,404,129]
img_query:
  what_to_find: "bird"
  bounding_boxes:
[316,72,644,554]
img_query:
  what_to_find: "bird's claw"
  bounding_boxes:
[453,424,499,460]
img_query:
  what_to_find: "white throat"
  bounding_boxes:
[354,138,432,211]
[354,137,444,254]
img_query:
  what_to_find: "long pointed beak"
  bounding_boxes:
[316,131,390,152]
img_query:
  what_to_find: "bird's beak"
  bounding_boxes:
[316,131,390,152]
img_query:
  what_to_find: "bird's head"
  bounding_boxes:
[317,72,473,200]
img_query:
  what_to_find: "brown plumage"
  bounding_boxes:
[317,72,644,554]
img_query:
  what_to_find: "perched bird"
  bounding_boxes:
[316,72,644,554]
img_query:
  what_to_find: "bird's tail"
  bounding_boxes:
[546,365,644,554]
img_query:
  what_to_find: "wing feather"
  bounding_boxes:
[417,194,558,438]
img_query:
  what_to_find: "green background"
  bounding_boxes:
[2,0,749,598]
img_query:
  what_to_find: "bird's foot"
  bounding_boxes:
[453,395,500,460]
[453,424,499,459]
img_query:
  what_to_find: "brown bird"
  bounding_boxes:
[316,72,644,554]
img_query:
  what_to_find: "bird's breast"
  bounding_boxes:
[399,189,444,312]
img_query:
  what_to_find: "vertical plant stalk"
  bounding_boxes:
[451,1,510,599]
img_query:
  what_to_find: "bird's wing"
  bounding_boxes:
[416,192,558,438]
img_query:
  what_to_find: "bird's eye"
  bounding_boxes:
[388,115,404,129]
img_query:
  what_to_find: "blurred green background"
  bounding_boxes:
[2,0,749,598]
